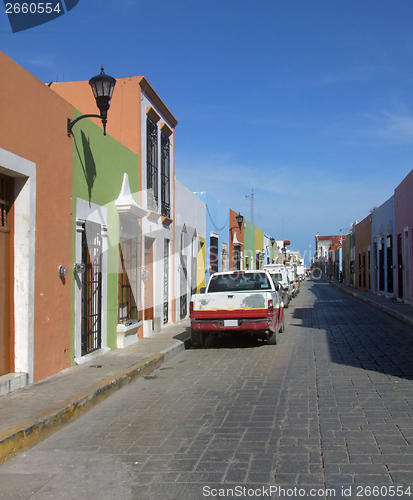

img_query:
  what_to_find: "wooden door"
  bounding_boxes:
[0,174,13,376]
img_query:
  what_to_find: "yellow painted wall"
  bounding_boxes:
[197,237,206,291]
[255,226,264,269]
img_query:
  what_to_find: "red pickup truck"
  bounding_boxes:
[190,270,285,348]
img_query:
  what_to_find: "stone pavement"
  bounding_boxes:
[0,319,191,464]
[329,279,413,327]
[1,278,413,470]
[0,280,413,499]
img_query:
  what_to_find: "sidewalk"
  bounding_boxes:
[329,279,413,327]
[0,319,191,464]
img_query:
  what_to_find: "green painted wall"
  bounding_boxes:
[269,240,276,263]
[255,227,264,269]
[71,109,140,360]
[243,220,255,269]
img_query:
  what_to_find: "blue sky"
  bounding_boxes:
[2,0,413,266]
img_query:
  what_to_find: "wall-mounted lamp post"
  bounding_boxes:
[229,213,244,270]
[67,66,116,137]
[229,213,244,234]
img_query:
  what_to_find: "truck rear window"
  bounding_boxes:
[271,273,284,281]
[208,273,272,293]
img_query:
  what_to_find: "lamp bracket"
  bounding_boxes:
[67,114,106,137]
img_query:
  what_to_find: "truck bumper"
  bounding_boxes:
[191,311,279,335]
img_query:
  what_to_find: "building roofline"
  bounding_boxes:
[138,76,178,128]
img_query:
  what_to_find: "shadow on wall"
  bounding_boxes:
[73,130,97,204]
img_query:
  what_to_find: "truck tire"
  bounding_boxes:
[191,329,205,348]
[267,331,277,345]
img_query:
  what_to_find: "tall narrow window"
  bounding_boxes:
[386,235,393,294]
[210,235,218,274]
[118,216,140,324]
[221,243,227,272]
[82,221,102,355]
[397,233,403,299]
[233,246,241,270]
[147,117,158,211]
[161,132,170,218]
[379,240,385,291]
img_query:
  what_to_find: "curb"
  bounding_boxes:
[0,351,167,464]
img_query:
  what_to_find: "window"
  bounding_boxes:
[221,243,227,272]
[208,272,272,293]
[147,117,158,211]
[379,239,384,291]
[397,233,403,298]
[386,235,393,294]
[161,132,170,218]
[233,246,241,270]
[118,216,140,324]
[210,235,218,274]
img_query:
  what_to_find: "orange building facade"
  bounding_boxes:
[0,51,74,386]
[229,209,244,271]
[354,215,372,291]
[52,76,180,333]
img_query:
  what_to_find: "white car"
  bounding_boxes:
[263,264,293,306]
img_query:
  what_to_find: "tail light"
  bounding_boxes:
[190,301,194,317]
[268,299,273,309]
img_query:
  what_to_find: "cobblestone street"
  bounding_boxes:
[1,279,412,500]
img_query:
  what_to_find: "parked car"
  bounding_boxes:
[263,264,292,306]
[190,270,285,348]
[287,265,299,297]
[264,264,292,309]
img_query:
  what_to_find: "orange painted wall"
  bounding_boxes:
[229,209,244,270]
[0,51,73,382]
[51,77,143,155]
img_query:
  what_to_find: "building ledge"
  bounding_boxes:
[161,216,173,226]
[147,210,161,222]
[0,372,28,397]
[117,320,143,348]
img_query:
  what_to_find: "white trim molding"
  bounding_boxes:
[0,147,36,385]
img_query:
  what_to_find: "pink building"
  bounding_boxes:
[394,169,413,303]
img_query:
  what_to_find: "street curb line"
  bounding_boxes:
[0,352,165,464]
[331,282,413,327]
[161,339,189,361]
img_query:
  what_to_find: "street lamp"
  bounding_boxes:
[67,66,117,137]
[229,213,244,244]
[230,213,244,270]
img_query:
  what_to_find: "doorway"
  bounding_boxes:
[404,229,411,302]
[144,238,154,328]
[397,234,403,299]
[81,221,102,356]
[0,174,13,376]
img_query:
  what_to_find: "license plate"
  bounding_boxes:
[224,319,238,327]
